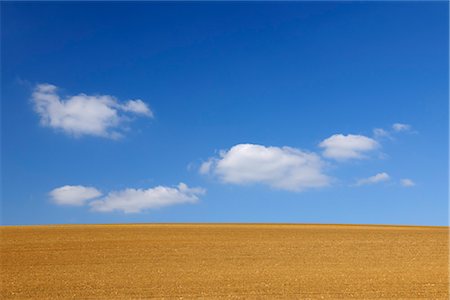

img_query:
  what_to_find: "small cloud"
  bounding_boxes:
[199,159,214,175]
[356,172,390,186]
[200,143,330,191]
[50,183,205,213]
[90,183,205,213]
[319,134,379,160]
[121,99,153,117]
[50,185,102,206]
[392,123,411,132]
[373,128,391,139]
[400,178,415,187]
[32,83,153,139]
[373,123,415,141]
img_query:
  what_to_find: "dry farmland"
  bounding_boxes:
[1,224,448,299]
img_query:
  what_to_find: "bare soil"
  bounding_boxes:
[1,224,448,299]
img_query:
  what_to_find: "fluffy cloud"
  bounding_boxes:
[392,123,411,132]
[90,183,205,213]
[50,185,102,206]
[400,178,415,187]
[356,172,390,186]
[50,183,204,213]
[319,134,379,160]
[32,83,153,138]
[200,144,330,191]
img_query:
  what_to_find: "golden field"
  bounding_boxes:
[1,224,448,299]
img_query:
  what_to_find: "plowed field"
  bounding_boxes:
[1,224,448,299]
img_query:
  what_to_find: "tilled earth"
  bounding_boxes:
[1,224,448,299]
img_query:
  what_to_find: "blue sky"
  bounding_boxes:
[1,2,448,226]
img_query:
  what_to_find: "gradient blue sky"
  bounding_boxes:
[1,2,448,226]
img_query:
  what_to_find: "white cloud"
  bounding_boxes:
[392,123,411,132]
[200,144,330,191]
[90,183,204,213]
[199,159,213,175]
[50,183,205,213]
[356,172,390,186]
[373,123,415,141]
[50,185,102,206]
[319,134,379,160]
[121,99,153,116]
[32,83,153,138]
[400,178,415,187]
[373,128,391,139]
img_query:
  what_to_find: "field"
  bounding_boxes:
[1,224,448,299]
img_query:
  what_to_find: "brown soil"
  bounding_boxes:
[1,224,448,299]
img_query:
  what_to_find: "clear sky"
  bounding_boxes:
[1,2,448,226]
